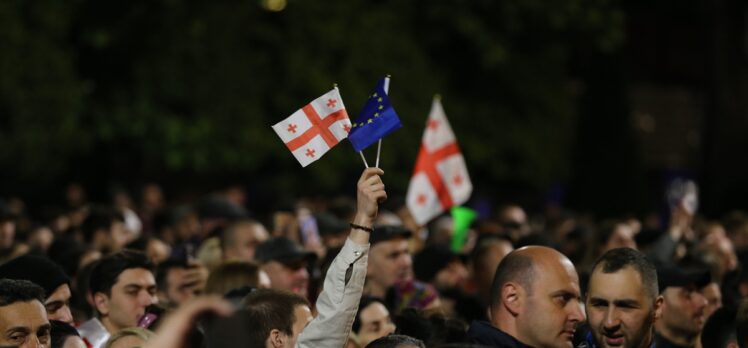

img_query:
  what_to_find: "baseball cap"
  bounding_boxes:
[370,225,413,245]
[657,266,711,293]
[255,237,316,267]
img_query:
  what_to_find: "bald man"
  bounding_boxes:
[467,246,585,348]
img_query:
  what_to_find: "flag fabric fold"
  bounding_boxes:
[406,97,472,225]
[347,78,402,152]
[272,88,352,167]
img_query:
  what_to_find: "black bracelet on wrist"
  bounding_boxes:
[350,222,374,233]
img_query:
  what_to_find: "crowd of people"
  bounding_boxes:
[1,168,748,348]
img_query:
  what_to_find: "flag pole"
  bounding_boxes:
[359,152,369,168]
[376,75,391,168]
[336,82,369,169]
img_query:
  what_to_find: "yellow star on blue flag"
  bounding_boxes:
[348,78,403,152]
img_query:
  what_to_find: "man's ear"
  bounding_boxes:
[653,295,664,321]
[93,292,110,316]
[268,329,285,348]
[502,282,523,316]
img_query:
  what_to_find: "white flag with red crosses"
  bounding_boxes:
[406,97,472,225]
[272,88,352,167]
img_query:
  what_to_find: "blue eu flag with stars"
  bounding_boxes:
[348,78,402,152]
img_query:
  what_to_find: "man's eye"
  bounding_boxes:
[10,334,26,342]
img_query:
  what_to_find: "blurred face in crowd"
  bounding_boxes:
[657,285,707,342]
[500,205,530,239]
[510,250,584,348]
[263,260,309,297]
[367,238,413,294]
[435,260,469,290]
[45,283,74,324]
[356,301,395,347]
[602,224,637,254]
[162,266,206,308]
[224,222,269,262]
[586,266,662,348]
[0,300,50,348]
[701,282,722,319]
[474,240,514,293]
[94,268,158,333]
[109,220,130,252]
[0,220,16,249]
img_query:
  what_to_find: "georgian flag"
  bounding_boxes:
[272,88,352,167]
[406,97,472,225]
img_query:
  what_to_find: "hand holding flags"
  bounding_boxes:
[406,96,472,225]
[271,88,352,167]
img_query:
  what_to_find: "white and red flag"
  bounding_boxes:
[406,97,472,225]
[272,88,352,167]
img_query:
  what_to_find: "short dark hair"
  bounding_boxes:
[220,219,259,251]
[0,279,45,306]
[589,247,658,300]
[50,320,80,348]
[353,296,387,333]
[155,258,188,293]
[366,334,426,348]
[81,206,124,244]
[241,289,310,339]
[489,251,535,308]
[89,249,154,296]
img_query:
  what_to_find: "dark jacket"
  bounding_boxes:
[467,321,533,348]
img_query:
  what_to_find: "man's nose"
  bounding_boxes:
[296,267,309,280]
[604,308,621,329]
[58,305,74,324]
[139,291,157,306]
[693,291,708,309]
[568,300,585,322]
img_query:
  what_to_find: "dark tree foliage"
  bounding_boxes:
[0,0,625,208]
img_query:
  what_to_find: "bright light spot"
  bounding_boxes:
[261,0,287,11]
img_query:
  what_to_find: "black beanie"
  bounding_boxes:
[0,255,70,297]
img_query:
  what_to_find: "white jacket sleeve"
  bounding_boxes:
[296,238,369,348]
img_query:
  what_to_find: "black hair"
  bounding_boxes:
[155,258,189,292]
[489,251,535,308]
[89,249,154,296]
[50,320,80,348]
[81,206,124,244]
[241,289,310,339]
[589,247,658,300]
[353,296,388,333]
[701,306,737,347]
[394,308,468,346]
[0,278,45,306]
[366,334,425,348]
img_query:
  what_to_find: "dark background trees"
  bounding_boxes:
[1,0,746,218]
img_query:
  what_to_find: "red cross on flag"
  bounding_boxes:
[406,97,472,225]
[272,88,352,167]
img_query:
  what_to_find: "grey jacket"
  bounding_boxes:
[297,238,369,348]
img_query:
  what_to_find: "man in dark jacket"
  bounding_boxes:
[467,246,584,347]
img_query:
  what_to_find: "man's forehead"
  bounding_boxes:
[115,268,156,286]
[0,301,48,328]
[372,238,408,251]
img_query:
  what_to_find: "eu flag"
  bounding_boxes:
[348,78,403,152]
